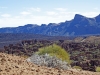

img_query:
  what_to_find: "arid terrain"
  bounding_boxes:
[0,53,100,75]
[1,35,100,71]
[0,35,100,74]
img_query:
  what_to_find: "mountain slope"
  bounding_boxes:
[1,14,100,36]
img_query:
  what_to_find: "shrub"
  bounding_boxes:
[96,67,100,72]
[73,66,82,70]
[36,44,70,64]
[27,53,70,70]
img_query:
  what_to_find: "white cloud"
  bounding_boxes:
[20,11,31,15]
[1,14,11,17]
[46,11,58,15]
[0,6,100,28]
[0,11,77,28]
[14,16,20,19]
[94,7,99,10]
[55,8,67,11]
[20,7,41,16]
[81,12,100,17]
[28,7,41,12]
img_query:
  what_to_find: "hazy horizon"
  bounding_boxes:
[0,0,100,28]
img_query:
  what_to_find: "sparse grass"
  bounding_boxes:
[20,54,29,59]
[73,66,82,70]
[36,44,71,64]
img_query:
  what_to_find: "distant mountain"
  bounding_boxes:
[1,14,100,36]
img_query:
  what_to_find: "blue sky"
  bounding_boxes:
[0,0,100,28]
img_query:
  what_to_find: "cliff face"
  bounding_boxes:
[0,53,100,75]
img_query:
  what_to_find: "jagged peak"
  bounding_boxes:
[24,24,38,27]
[41,24,47,26]
[95,14,100,18]
[95,14,100,22]
[75,14,84,17]
[48,23,58,26]
[74,14,86,19]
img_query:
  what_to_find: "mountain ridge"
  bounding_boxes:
[1,14,100,36]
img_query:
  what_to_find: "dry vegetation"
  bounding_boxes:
[1,35,100,73]
[0,53,100,75]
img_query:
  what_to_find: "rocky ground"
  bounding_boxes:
[0,53,100,75]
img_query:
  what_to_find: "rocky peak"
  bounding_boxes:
[95,14,100,22]
[74,14,85,21]
[70,14,89,26]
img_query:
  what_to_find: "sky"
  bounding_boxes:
[0,0,100,28]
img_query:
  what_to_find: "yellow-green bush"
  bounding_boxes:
[36,44,70,64]
[73,66,82,70]
[96,67,100,72]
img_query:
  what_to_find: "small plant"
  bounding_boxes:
[96,67,100,72]
[73,66,82,70]
[36,44,70,64]
[27,53,70,70]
